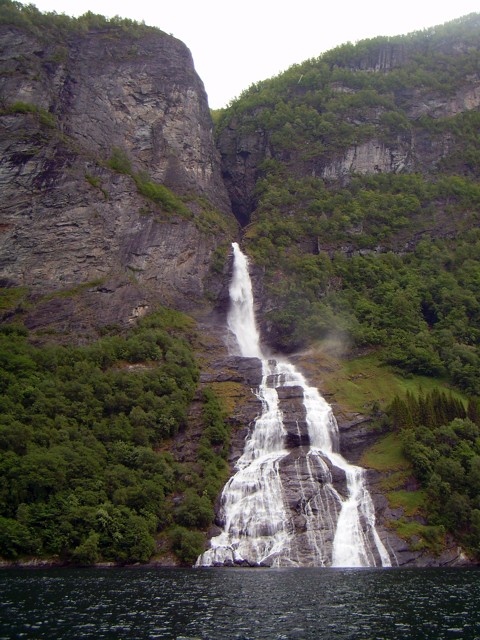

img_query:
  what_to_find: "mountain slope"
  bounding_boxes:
[216,13,480,397]
[0,2,238,566]
[0,3,479,565]
[213,13,480,561]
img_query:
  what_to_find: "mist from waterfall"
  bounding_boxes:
[196,242,391,567]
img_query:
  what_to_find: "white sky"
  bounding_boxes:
[28,1,480,109]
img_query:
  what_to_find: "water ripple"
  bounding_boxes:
[1,567,480,639]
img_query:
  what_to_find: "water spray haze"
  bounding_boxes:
[227,243,263,359]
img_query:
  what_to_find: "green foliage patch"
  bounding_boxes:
[1,101,56,128]
[168,526,204,565]
[245,174,480,394]
[134,173,191,218]
[0,1,164,38]
[360,433,410,472]
[318,352,460,415]
[386,489,426,516]
[388,519,446,554]
[0,287,29,311]
[385,391,480,558]
[0,308,211,564]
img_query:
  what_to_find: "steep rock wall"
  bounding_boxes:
[0,25,230,208]
[0,23,235,330]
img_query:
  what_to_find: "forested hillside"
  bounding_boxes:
[0,0,235,566]
[217,13,480,396]
[0,311,235,564]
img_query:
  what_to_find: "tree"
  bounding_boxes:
[72,531,100,565]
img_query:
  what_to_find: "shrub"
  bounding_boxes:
[169,526,204,565]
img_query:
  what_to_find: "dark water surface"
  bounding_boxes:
[1,567,479,639]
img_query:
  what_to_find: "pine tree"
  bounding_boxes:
[467,397,480,426]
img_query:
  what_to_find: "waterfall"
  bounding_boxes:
[196,242,391,567]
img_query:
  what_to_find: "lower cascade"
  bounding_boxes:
[196,243,391,567]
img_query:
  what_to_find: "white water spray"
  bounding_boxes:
[226,244,263,359]
[196,243,391,567]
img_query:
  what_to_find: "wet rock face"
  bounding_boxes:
[278,447,343,565]
[212,367,355,567]
[276,385,310,448]
[200,356,263,387]
[218,370,470,568]
[0,25,230,212]
[0,24,235,328]
[216,118,269,225]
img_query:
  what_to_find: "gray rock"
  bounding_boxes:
[0,23,236,332]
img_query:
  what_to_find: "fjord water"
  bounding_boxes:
[197,243,390,567]
[1,567,480,639]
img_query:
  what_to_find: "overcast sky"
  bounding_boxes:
[29,1,480,109]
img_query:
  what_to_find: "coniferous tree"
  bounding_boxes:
[467,397,480,426]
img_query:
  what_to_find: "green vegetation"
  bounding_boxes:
[2,1,479,564]
[216,14,480,399]
[0,310,229,565]
[383,391,480,558]
[386,489,425,517]
[106,148,133,175]
[359,429,449,554]
[134,174,191,218]
[1,101,56,128]
[168,526,204,565]
[315,351,464,415]
[388,519,446,555]
[242,172,480,397]
[197,386,231,497]
[222,13,480,123]
[184,195,235,235]
[0,0,164,38]
[40,279,105,301]
[0,287,29,311]
[85,174,108,199]
[360,433,410,472]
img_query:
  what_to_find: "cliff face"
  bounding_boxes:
[218,74,480,225]
[1,24,230,208]
[0,21,235,333]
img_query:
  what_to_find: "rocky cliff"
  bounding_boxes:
[0,14,236,335]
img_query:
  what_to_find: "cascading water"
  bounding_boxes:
[196,243,391,567]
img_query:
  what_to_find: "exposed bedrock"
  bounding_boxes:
[0,23,236,332]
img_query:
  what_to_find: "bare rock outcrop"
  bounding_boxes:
[0,22,236,330]
[0,24,230,211]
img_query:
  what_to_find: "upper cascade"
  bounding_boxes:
[196,243,392,567]
[226,243,263,359]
